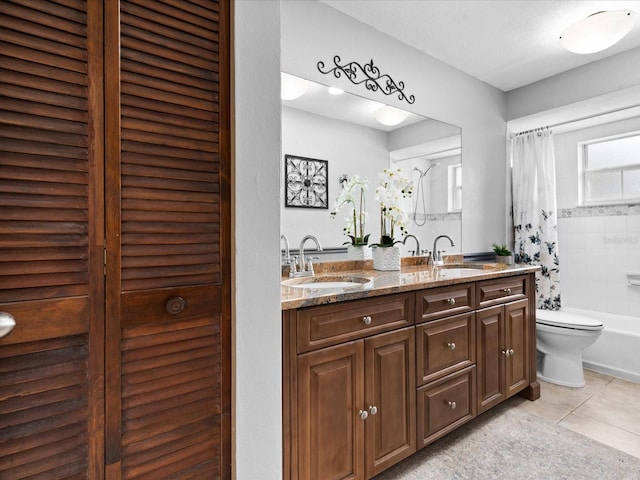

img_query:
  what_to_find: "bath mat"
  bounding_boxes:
[374,397,640,480]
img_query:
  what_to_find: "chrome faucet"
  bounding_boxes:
[291,235,323,277]
[281,234,291,266]
[403,234,421,256]
[432,235,455,266]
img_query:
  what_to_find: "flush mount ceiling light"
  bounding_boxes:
[281,73,309,100]
[328,86,344,95]
[374,105,409,126]
[559,10,637,54]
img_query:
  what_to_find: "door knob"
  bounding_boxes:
[0,312,16,339]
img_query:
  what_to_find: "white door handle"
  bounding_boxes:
[0,312,16,339]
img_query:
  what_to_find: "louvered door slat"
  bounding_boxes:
[0,1,103,478]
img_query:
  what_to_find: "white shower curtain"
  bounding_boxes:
[511,129,561,310]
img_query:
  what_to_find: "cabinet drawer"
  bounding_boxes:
[416,312,475,385]
[416,366,476,449]
[297,293,414,353]
[476,276,527,308]
[416,283,474,322]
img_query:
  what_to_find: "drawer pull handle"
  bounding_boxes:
[448,401,457,410]
[447,342,456,350]
[368,405,378,416]
[362,315,372,325]
[502,287,512,294]
[359,410,368,420]
[166,296,186,315]
[446,298,456,305]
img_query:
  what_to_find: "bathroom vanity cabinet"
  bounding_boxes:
[291,293,416,479]
[282,270,539,480]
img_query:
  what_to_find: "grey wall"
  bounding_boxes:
[234,1,282,478]
[507,47,640,121]
[281,0,507,254]
[281,107,389,249]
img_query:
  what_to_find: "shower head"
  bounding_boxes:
[415,162,440,179]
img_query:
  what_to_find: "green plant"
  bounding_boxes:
[492,243,512,256]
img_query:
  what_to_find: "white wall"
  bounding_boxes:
[234,1,282,478]
[554,117,640,315]
[281,0,507,254]
[281,107,388,249]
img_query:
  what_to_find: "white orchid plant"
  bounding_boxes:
[330,175,370,246]
[373,168,413,247]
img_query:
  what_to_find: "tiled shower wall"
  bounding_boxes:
[554,116,640,316]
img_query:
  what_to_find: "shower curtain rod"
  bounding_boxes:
[511,103,640,138]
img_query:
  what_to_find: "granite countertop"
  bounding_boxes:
[281,258,539,310]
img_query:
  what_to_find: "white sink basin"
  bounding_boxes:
[282,275,372,291]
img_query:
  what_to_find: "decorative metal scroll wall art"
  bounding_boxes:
[317,56,415,105]
[284,154,328,209]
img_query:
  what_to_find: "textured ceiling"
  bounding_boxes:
[319,0,640,92]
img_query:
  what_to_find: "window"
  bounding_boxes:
[448,164,462,212]
[580,132,640,205]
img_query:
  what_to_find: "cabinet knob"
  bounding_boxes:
[166,296,186,315]
[447,342,456,350]
[509,348,514,356]
[502,287,512,294]
[446,298,456,306]
[448,401,457,410]
[359,409,368,420]
[362,315,372,325]
[368,405,378,416]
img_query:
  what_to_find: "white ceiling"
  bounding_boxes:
[318,0,640,92]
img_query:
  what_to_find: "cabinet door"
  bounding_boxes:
[0,2,105,478]
[476,305,505,413]
[365,327,416,478]
[104,1,231,478]
[298,342,365,480]
[505,299,530,397]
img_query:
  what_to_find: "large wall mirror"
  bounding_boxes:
[281,73,462,260]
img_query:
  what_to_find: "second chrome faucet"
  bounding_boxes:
[432,235,455,266]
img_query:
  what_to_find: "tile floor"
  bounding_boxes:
[511,369,640,459]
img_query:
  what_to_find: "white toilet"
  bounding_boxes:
[536,309,604,387]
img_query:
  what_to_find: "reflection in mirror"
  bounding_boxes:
[280,73,462,261]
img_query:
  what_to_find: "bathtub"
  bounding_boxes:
[562,307,640,383]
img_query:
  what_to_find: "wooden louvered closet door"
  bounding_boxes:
[0,1,105,478]
[1,0,231,479]
[104,1,231,479]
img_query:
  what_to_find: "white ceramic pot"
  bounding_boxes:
[347,245,372,261]
[373,246,401,271]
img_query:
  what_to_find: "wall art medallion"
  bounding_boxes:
[285,154,328,209]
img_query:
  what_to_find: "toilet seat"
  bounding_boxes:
[536,309,603,331]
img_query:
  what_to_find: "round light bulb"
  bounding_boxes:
[374,105,409,126]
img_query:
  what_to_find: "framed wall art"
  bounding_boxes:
[284,154,328,209]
